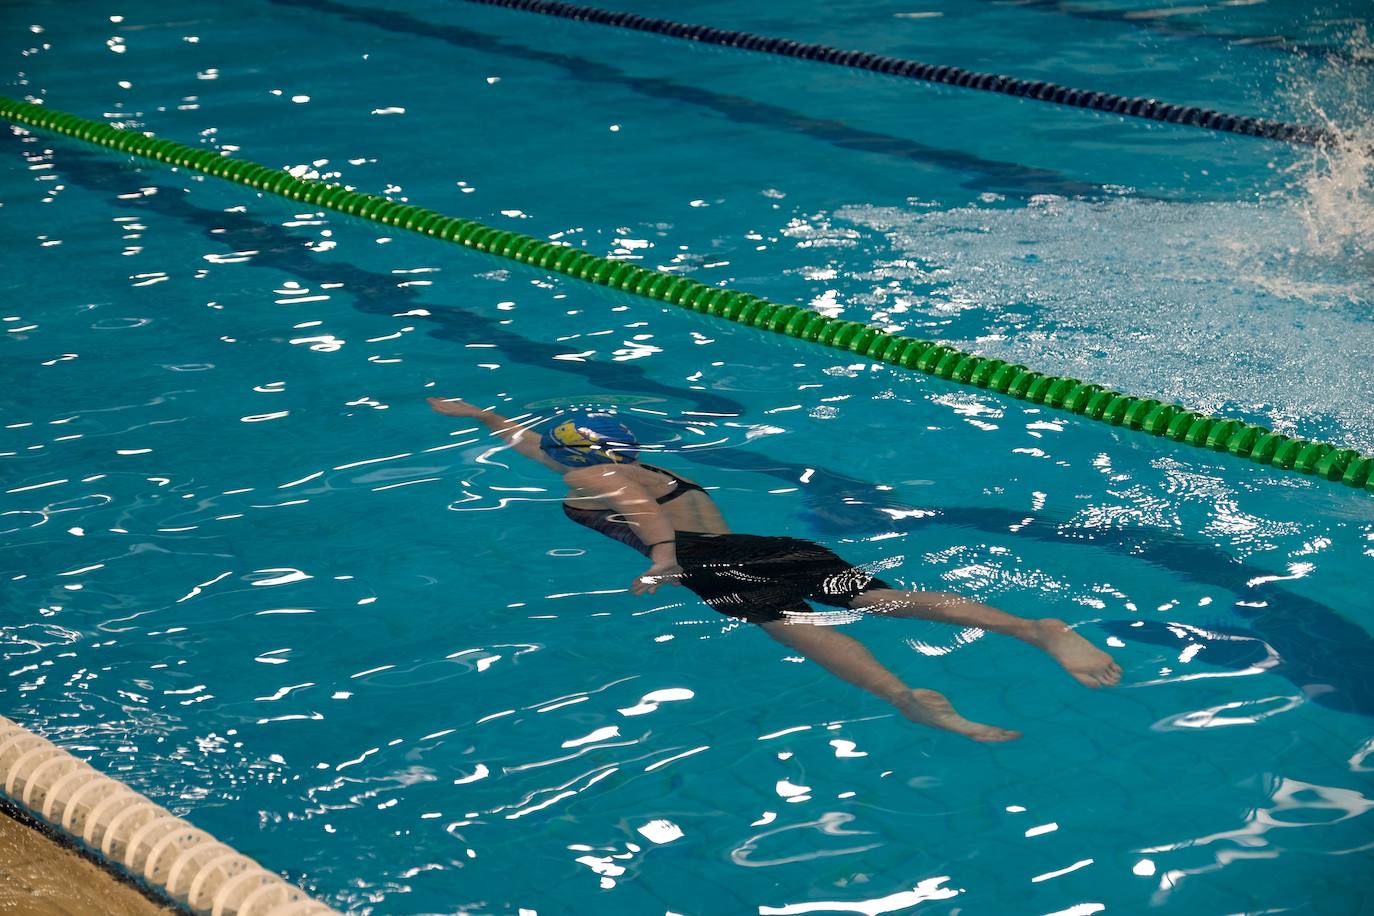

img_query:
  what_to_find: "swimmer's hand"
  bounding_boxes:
[427,396,487,418]
[630,561,684,596]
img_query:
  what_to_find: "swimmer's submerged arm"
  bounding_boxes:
[566,466,682,595]
[566,467,678,548]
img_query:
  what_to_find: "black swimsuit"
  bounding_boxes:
[563,465,890,624]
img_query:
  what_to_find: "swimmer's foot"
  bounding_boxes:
[1030,618,1122,688]
[895,689,1021,742]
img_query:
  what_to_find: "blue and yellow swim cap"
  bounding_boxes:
[539,412,640,467]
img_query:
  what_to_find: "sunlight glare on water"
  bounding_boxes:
[1,1,1373,915]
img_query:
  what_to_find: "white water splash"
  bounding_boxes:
[1278,26,1374,259]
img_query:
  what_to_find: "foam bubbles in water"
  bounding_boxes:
[836,188,1373,451]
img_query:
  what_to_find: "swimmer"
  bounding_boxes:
[429,397,1121,742]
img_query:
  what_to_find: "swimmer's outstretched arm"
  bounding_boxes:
[427,397,682,593]
[427,396,564,471]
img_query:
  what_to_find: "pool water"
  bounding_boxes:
[3,1,1373,913]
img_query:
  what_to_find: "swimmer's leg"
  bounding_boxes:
[758,619,1020,743]
[850,589,1121,688]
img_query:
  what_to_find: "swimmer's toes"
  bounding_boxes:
[900,689,1021,743]
[975,726,1022,743]
[1032,619,1121,689]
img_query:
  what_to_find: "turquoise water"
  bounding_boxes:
[3,1,1374,913]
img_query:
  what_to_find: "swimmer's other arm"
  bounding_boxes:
[427,396,563,471]
[564,465,684,596]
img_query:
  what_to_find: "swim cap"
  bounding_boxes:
[539,412,640,467]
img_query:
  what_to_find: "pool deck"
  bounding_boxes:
[0,803,177,916]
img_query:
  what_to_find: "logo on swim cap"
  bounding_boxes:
[539,412,640,467]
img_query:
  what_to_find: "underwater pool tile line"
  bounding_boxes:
[0,715,341,916]
[455,0,1336,148]
[2,96,1371,495]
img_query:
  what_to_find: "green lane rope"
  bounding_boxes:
[3,95,1370,493]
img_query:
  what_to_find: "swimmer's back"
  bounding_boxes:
[568,462,731,535]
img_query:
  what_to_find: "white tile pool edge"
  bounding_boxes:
[0,714,340,916]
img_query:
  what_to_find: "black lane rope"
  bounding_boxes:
[457,0,1335,148]
[270,0,1125,201]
